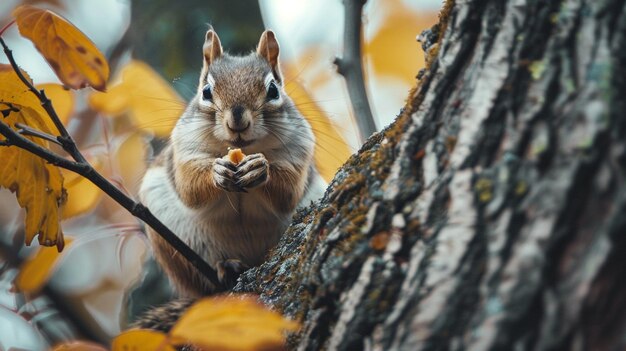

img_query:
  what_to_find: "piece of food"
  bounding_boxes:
[223,148,245,164]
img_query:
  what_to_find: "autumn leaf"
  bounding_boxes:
[13,5,109,91]
[51,341,108,351]
[15,237,73,294]
[0,64,66,250]
[112,329,175,351]
[364,0,437,84]
[89,60,184,137]
[169,295,299,351]
[35,83,74,125]
[20,0,65,9]
[62,157,102,219]
[284,76,351,182]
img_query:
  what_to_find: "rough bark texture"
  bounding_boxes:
[234,0,626,349]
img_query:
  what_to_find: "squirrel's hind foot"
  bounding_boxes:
[217,259,249,289]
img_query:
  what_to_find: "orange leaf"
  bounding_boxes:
[35,83,74,125]
[112,329,175,351]
[0,64,66,250]
[51,341,108,351]
[15,237,73,294]
[13,5,109,91]
[170,295,299,351]
[89,60,184,137]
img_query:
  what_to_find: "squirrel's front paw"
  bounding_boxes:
[235,153,269,189]
[212,158,247,193]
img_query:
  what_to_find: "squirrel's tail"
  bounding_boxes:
[131,298,195,332]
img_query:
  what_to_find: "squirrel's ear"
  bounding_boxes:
[203,29,223,67]
[257,30,282,83]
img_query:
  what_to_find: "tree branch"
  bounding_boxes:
[15,122,62,146]
[0,37,221,288]
[335,0,377,142]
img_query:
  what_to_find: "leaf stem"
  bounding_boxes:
[0,20,15,37]
[0,37,222,288]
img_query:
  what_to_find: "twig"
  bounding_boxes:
[0,38,84,161]
[0,20,15,37]
[15,122,62,145]
[1,102,20,117]
[0,37,222,289]
[334,0,377,142]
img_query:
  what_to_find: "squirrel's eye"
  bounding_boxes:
[266,81,279,101]
[202,84,213,101]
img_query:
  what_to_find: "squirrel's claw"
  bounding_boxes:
[213,159,247,192]
[215,175,247,192]
[237,169,268,188]
[235,153,269,189]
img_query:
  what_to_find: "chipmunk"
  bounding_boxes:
[138,28,326,298]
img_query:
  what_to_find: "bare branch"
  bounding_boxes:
[15,123,62,146]
[335,0,377,142]
[0,37,222,289]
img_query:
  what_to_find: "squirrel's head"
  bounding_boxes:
[190,28,297,150]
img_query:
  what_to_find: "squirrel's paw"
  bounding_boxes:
[235,154,269,189]
[212,158,247,193]
[217,259,249,288]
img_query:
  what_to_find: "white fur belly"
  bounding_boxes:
[139,167,287,267]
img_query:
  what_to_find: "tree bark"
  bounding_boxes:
[235,0,626,350]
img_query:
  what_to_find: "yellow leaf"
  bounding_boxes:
[89,60,184,137]
[112,329,175,351]
[15,237,73,293]
[170,295,299,351]
[61,157,102,219]
[364,0,438,84]
[284,76,351,182]
[51,341,108,351]
[35,83,74,125]
[13,5,109,91]
[0,64,66,250]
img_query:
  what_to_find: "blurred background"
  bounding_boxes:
[0,0,440,348]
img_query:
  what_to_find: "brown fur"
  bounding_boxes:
[132,298,195,332]
[146,226,220,296]
[173,154,222,209]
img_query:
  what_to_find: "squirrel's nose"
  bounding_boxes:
[232,105,244,123]
[227,105,250,132]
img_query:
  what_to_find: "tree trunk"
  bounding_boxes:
[234,0,626,349]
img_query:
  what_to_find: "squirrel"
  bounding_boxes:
[138,28,327,299]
